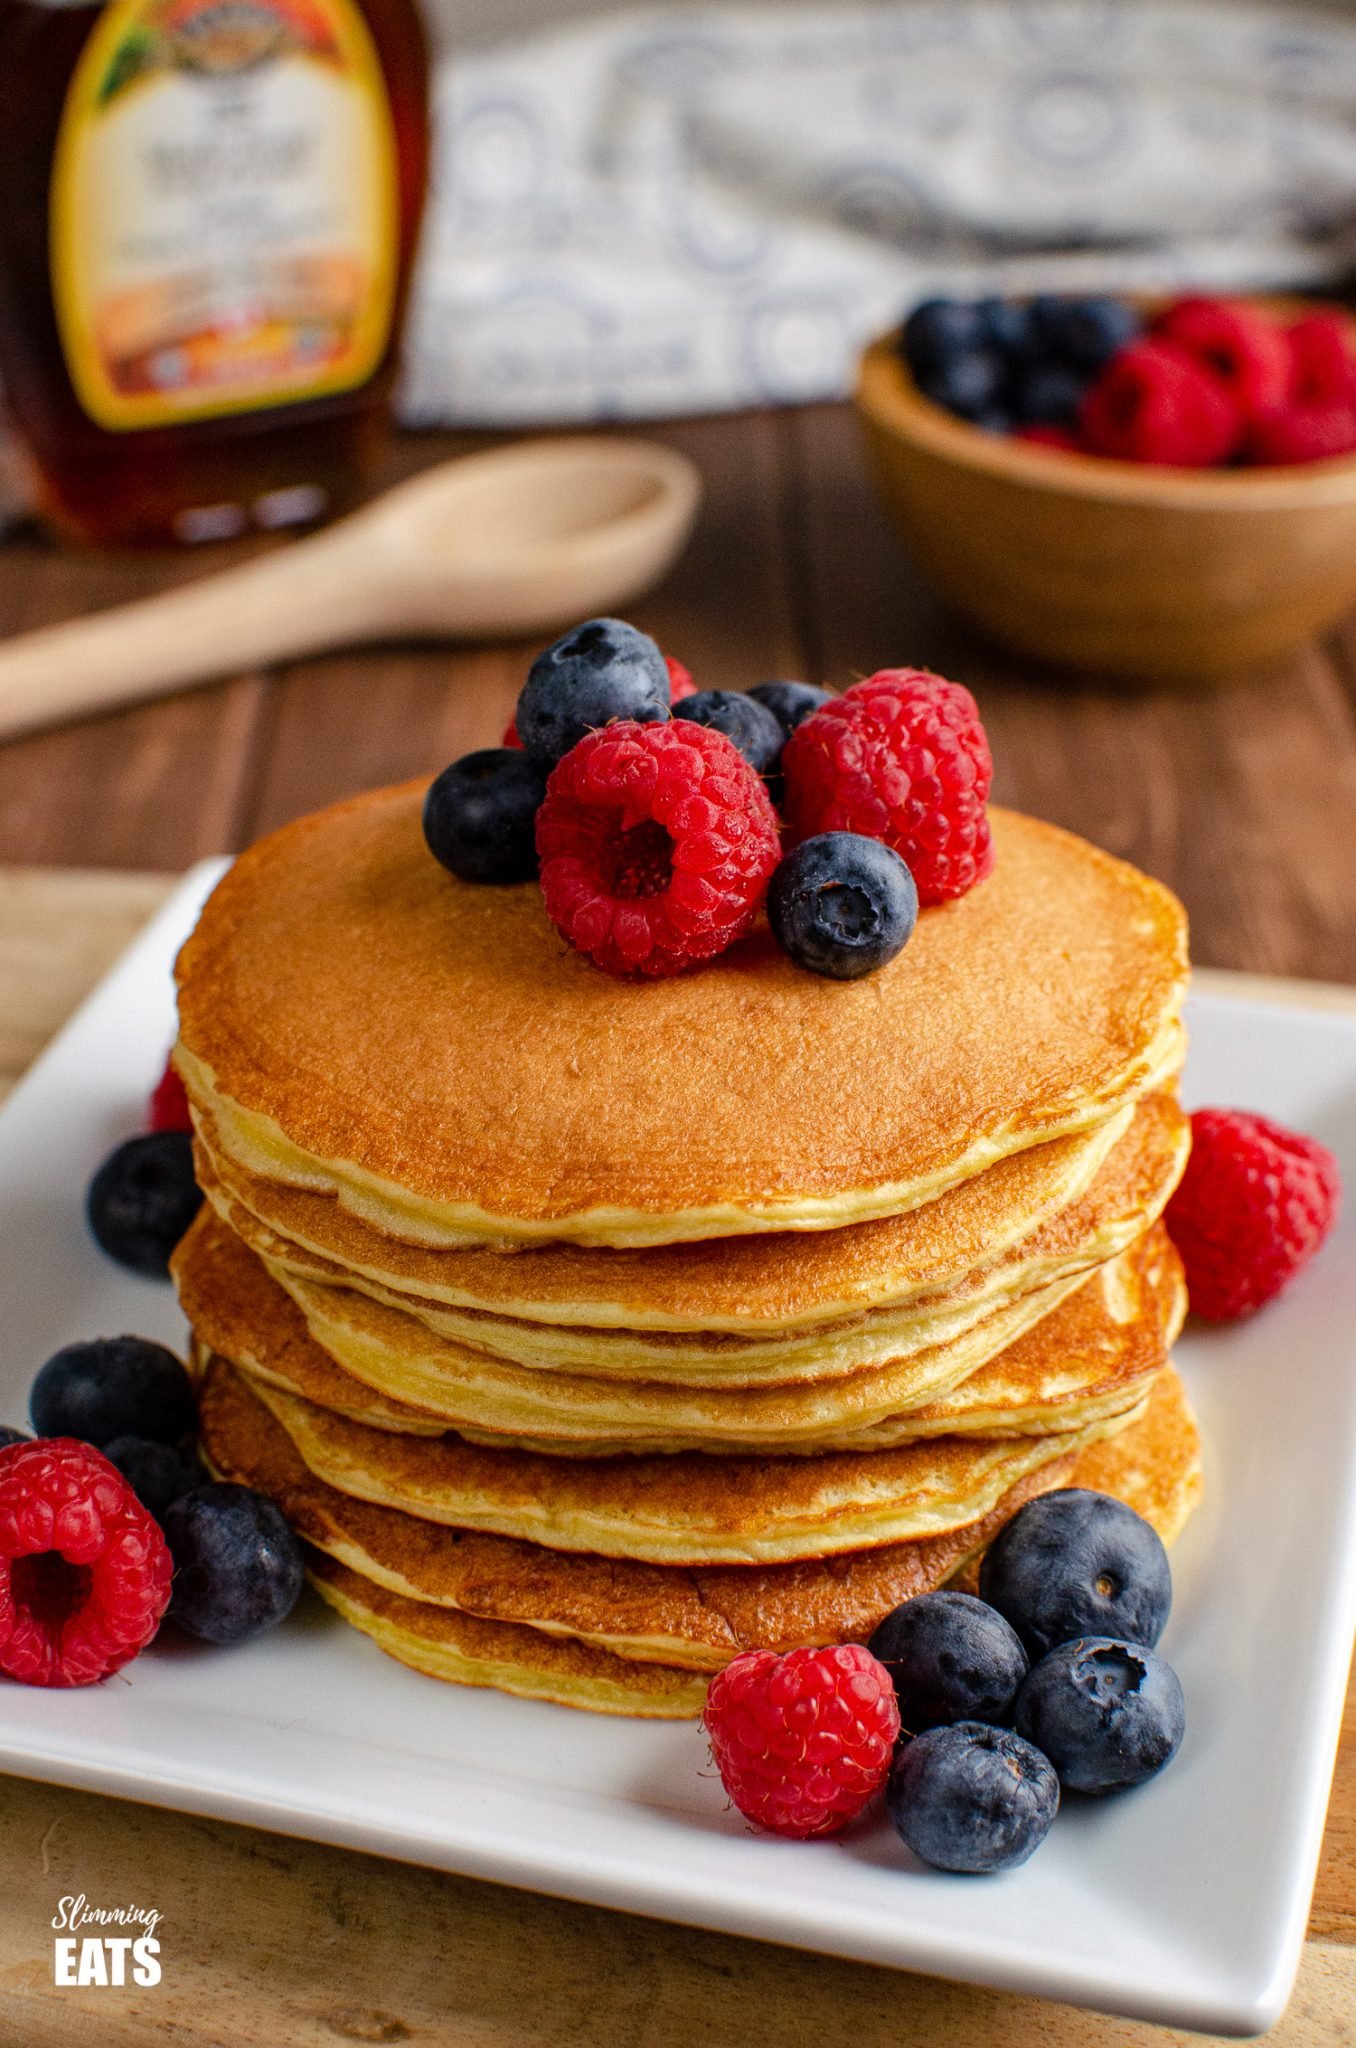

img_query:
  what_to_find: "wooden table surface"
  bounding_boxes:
[0,408,1354,2046]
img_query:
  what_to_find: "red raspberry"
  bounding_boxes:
[780,669,993,905]
[536,720,780,977]
[1246,403,1356,466]
[1166,1108,1341,1321]
[0,1440,171,1686]
[1153,296,1292,421]
[1079,340,1240,465]
[504,651,696,746]
[703,1644,901,1839]
[1288,311,1356,407]
[148,1054,192,1133]
[1014,423,1080,452]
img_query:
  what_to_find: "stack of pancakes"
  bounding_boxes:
[171,784,1202,1716]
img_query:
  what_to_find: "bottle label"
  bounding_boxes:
[50,0,398,431]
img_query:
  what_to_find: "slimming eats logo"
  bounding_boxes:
[52,1895,161,1987]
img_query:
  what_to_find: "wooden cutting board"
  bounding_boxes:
[0,866,1351,2048]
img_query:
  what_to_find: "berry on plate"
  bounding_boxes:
[867,1589,1028,1732]
[163,1482,305,1645]
[900,298,990,379]
[703,1643,901,1839]
[664,654,698,702]
[423,749,549,884]
[1246,403,1356,465]
[1028,294,1140,372]
[515,618,670,767]
[103,1435,207,1523]
[87,1131,202,1278]
[1012,361,1087,427]
[780,668,993,905]
[1287,311,1356,407]
[768,832,918,980]
[747,680,833,736]
[0,1438,171,1686]
[979,1489,1172,1660]
[30,1334,196,1449]
[535,720,781,978]
[1166,1107,1340,1320]
[672,688,784,774]
[1016,1636,1185,1795]
[1153,297,1293,421]
[148,1055,192,1134]
[917,348,1007,423]
[886,1721,1058,1873]
[1079,340,1240,465]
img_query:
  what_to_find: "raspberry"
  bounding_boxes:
[504,651,695,745]
[703,1644,901,1839]
[0,1439,171,1686]
[1079,340,1240,465]
[1288,312,1356,407]
[536,720,780,977]
[1166,1108,1340,1321]
[1153,297,1292,421]
[148,1054,192,1133]
[1246,402,1356,466]
[1013,423,1080,452]
[780,670,993,905]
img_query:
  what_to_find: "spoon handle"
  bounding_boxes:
[0,520,377,744]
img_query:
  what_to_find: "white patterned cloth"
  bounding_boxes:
[400,0,1356,425]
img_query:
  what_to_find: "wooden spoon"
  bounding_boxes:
[0,436,701,743]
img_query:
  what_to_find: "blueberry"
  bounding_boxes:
[423,749,548,885]
[1029,295,1140,371]
[1016,1637,1185,1794]
[979,1488,1172,1659]
[103,1433,206,1522]
[918,349,1007,421]
[747,680,833,738]
[976,296,1033,359]
[769,833,918,980]
[0,1427,29,1451]
[672,689,784,774]
[972,407,1017,435]
[515,618,669,768]
[30,1335,196,1447]
[868,1590,1028,1731]
[887,1722,1059,1874]
[1012,363,1088,426]
[900,298,987,378]
[87,1131,202,1278]
[163,1483,305,1644]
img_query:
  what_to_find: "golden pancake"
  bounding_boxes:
[229,1354,1143,1565]
[175,1209,1181,1454]
[296,1370,1202,1715]
[199,1356,1080,1669]
[194,1092,1188,1376]
[174,790,1188,1248]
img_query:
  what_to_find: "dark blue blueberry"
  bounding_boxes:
[103,1433,206,1522]
[979,1488,1172,1660]
[423,749,548,885]
[515,618,669,768]
[1029,295,1141,371]
[972,407,1017,435]
[900,298,987,378]
[887,1722,1059,1874]
[87,1131,202,1278]
[1012,363,1088,426]
[672,689,784,774]
[918,348,1008,422]
[163,1482,305,1645]
[1016,1636,1185,1794]
[0,1426,28,1451]
[31,1335,196,1447]
[747,680,833,738]
[769,833,918,980]
[976,296,1034,358]
[868,1590,1029,1732]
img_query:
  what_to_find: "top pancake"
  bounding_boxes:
[175,785,1187,1249]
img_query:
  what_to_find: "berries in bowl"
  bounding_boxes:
[855,292,1356,681]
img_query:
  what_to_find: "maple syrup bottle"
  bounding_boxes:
[0,0,429,544]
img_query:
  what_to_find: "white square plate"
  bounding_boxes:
[0,862,1353,2036]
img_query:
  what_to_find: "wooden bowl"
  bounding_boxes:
[855,328,1356,682]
